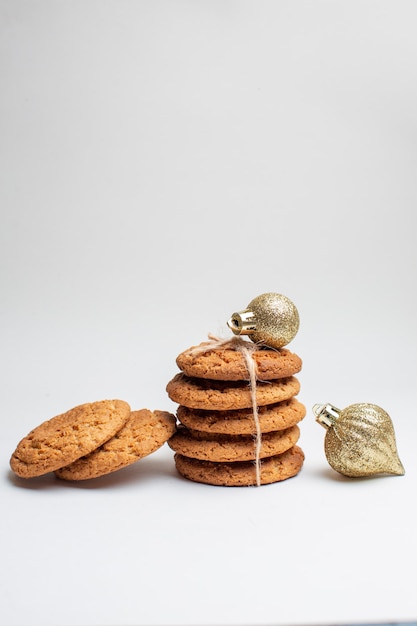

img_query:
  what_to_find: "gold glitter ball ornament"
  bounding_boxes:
[313,402,405,477]
[227,293,300,349]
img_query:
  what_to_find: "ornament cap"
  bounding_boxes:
[227,310,257,336]
[313,403,341,429]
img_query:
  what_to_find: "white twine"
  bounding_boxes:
[189,334,262,487]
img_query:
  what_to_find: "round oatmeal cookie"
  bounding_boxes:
[10,400,131,478]
[166,373,300,410]
[168,424,300,462]
[177,398,306,434]
[176,344,302,381]
[55,409,176,480]
[174,445,305,486]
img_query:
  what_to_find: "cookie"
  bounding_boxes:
[168,424,299,462]
[10,400,131,478]
[174,445,305,486]
[55,409,176,480]
[176,344,302,381]
[176,398,305,435]
[166,373,300,410]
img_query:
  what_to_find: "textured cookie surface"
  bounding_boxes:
[166,373,300,410]
[168,424,299,462]
[176,344,302,381]
[55,409,176,480]
[10,400,131,478]
[174,445,305,486]
[177,398,306,434]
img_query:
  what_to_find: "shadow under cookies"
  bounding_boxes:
[7,452,178,491]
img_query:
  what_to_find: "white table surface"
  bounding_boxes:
[1,2,417,625]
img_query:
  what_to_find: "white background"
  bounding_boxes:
[1,1,417,625]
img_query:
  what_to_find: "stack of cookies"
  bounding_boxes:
[166,341,305,486]
[10,400,176,481]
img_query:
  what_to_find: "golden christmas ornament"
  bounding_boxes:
[227,293,299,349]
[313,402,405,477]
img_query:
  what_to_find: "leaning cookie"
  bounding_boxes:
[168,424,300,462]
[177,398,306,435]
[167,373,300,410]
[10,400,131,478]
[55,409,176,480]
[174,445,305,486]
[176,344,302,381]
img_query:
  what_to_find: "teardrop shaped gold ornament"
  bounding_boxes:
[313,402,405,477]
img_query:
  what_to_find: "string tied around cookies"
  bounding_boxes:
[189,334,264,487]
